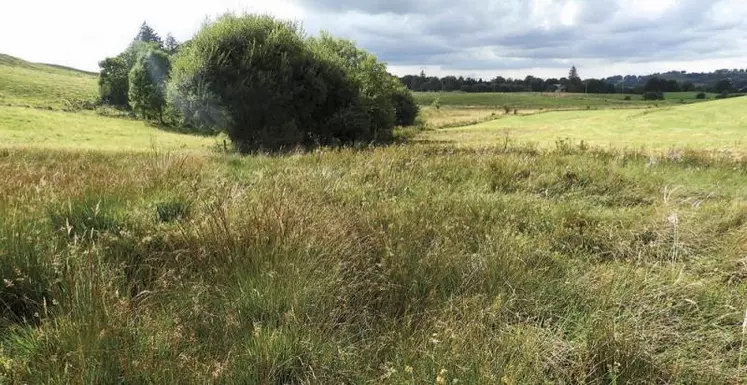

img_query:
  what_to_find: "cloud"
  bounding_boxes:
[295,0,747,77]
[0,0,744,78]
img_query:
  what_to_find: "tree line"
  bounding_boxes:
[97,18,419,152]
[400,66,747,94]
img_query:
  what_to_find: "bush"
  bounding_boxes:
[623,96,632,101]
[695,92,707,100]
[392,87,419,126]
[642,91,664,101]
[169,14,408,151]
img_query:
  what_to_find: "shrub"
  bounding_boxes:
[392,87,419,126]
[431,96,441,110]
[129,49,170,121]
[642,91,664,101]
[169,14,406,151]
[623,96,632,101]
[695,92,707,99]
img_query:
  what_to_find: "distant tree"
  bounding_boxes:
[682,81,696,92]
[134,22,163,47]
[98,57,129,106]
[129,49,170,121]
[164,34,180,55]
[714,79,733,93]
[567,66,583,93]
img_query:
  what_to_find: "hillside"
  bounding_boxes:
[0,53,98,109]
[427,97,747,153]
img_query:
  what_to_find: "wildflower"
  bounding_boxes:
[405,365,414,374]
[3,279,12,288]
[436,369,448,385]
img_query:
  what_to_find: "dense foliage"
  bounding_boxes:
[169,15,416,151]
[129,49,170,121]
[98,23,179,112]
[401,68,747,94]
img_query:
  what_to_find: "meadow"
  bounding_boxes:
[413,91,714,109]
[425,97,747,154]
[2,54,747,384]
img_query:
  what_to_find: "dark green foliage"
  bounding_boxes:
[0,220,53,326]
[169,14,406,151]
[97,57,129,106]
[129,49,170,121]
[155,199,190,223]
[715,79,733,93]
[48,199,121,240]
[134,21,163,47]
[392,87,419,126]
[98,40,163,108]
[642,91,664,101]
[696,92,707,99]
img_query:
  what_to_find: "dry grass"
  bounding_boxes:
[2,143,747,383]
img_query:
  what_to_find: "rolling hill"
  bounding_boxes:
[0,53,98,109]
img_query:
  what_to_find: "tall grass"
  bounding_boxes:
[1,143,746,383]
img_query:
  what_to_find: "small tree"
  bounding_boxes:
[431,96,441,110]
[98,57,129,106]
[129,50,170,121]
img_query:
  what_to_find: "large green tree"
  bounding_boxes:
[134,22,163,47]
[169,14,413,151]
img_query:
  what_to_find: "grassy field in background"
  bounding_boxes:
[0,105,219,152]
[414,91,714,108]
[0,54,98,109]
[425,97,747,154]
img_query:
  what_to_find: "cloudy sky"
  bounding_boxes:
[1,0,745,79]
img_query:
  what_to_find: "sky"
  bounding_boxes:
[1,0,746,79]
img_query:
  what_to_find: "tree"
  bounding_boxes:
[134,22,163,47]
[392,87,419,126]
[567,66,583,93]
[98,57,129,106]
[715,79,733,93]
[129,49,170,121]
[169,14,407,151]
[164,34,180,55]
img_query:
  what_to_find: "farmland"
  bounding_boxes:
[2,54,747,384]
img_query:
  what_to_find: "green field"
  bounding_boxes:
[425,97,747,153]
[2,54,747,383]
[0,105,218,151]
[414,91,713,108]
[0,54,98,109]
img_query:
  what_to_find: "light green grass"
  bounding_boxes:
[0,105,219,151]
[414,91,713,108]
[0,54,98,109]
[426,97,747,153]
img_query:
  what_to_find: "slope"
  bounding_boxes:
[0,53,98,109]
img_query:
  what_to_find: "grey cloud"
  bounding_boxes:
[296,0,747,76]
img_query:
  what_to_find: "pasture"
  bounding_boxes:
[425,97,747,154]
[2,53,747,383]
[414,91,713,109]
